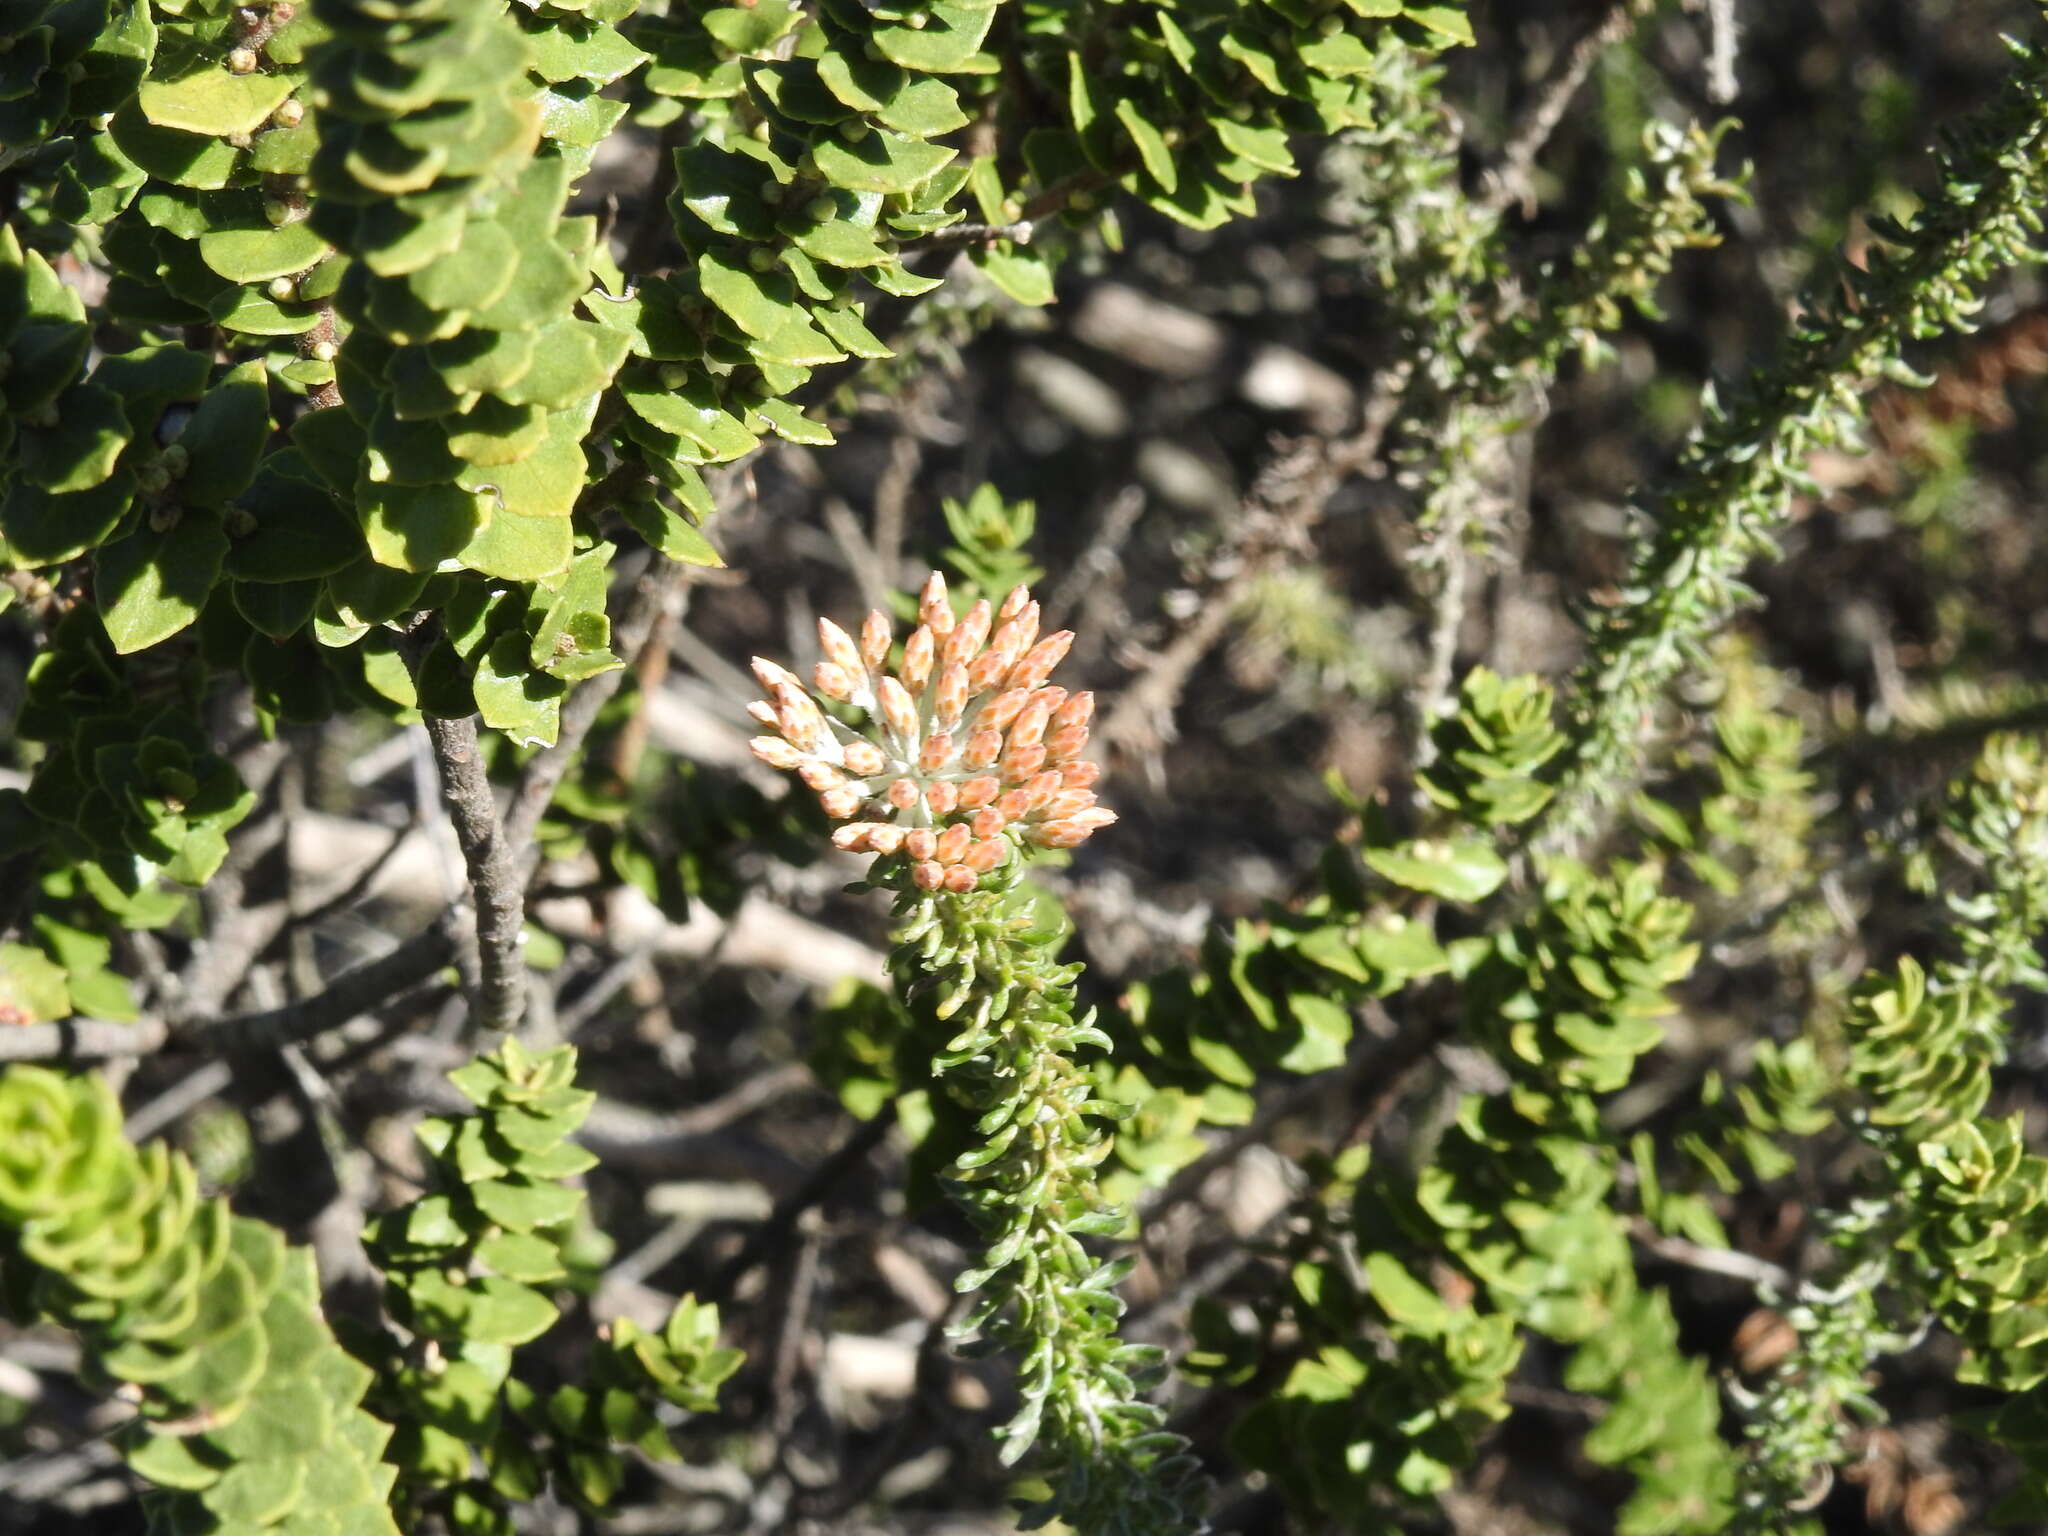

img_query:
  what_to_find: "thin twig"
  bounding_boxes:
[1478,0,1643,216]
[704,1113,891,1304]
[424,715,529,1032]
[0,916,460,1063]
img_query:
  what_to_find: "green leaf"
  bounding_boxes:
[197,220,331,284]
[700,0,802,55]
[470,1177,584,1232]
[1114,98,1177,192]
[139,67,294,138]
[473,631,567,746]
[812,126,956,196]
[179,361,271,505]
[16,384,130,494]
[97,508,229,654]
[1362,838,1508,903]
[620,496,724,567]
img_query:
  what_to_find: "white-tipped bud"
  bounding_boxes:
[958,774,1000,809]
[1007,697,1053,751]
[900,625,935,692]
[918,571,952,634]
[752,655,801,694]
[843,740,887,777]
[1045,725,1090,763]
[925,779,959,816]
[964,730,1002,768]
[1007,631,1074,692]
[819,786,863,819]
[798,760,846,792]
[998,583,1032,621]
[919,731,954,772]
[887,777,920,811]
[1044,788,1097,820]
[814,661,855,700]
[1061,761,1102,789]
[750,736,803,770]
[773,682,827,753]
[861,609,892,670]
[747,701,781,729]
[1000,742,1047,785]
[971,806,1006,838]
[932,662,969,729]
[943,599,991,666]
[905,828,938,862]
[980,688,1030,732]
[818,616,864,676]
[1053,691,1095,732]
[868,825,905,856]
[833,823,880,852]
[878,676,919,741]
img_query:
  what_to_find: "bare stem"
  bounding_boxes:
[424,714,528,1032]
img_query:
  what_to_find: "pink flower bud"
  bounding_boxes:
[861,609,892,670]
[997,790,1033,821]
[1006,631,1074,692]
[980,689,1030,732]
[932,663,969,730]
[833,823,879,852]
[1045,788,1097,820]
[1034,821,1091,850]
[964,837,1006,873]
[913,860,945,891]
[818,617,865,676]
[901,626,936,692]
[752,656,801,694]
[944,600,991,667]
[905,828,938,862]
[814,661,854,700]
[868,825,905,856]
[919,731,954,773]
[798,761,846,792]
[971,806,1006,838]
[750,736,803,770]
[878,677,919,741]
[925,780,958,816]
[1006,698,1053,751]
[747,701,781,729]
[1045,725,1091,763]
[942,865,977,893]
[958,774,1000,808]
[967,643,1015,693]
[1027,770,1064,803]
[774,686,828,753]
[1053,692,1095,732]
[936,823,971,865]
[1001,742,1046,785]
[918,571,953,635]
[888,778,920,811]
[1061,761,1101,789]
[843,740,887,777]
[819,787,862,819]
[964,730,1002,768]
[998,584,1032,621]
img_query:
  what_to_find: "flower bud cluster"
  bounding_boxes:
[748,573,1115,890]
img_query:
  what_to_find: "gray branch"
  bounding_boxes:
[423,713,529,1032]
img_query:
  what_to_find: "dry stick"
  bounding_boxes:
[1478,0,1645,217]
[423,714,529,1033]
[0,915,462,1064]
[1096,363,1412,755]
[704,1113,892,1305]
